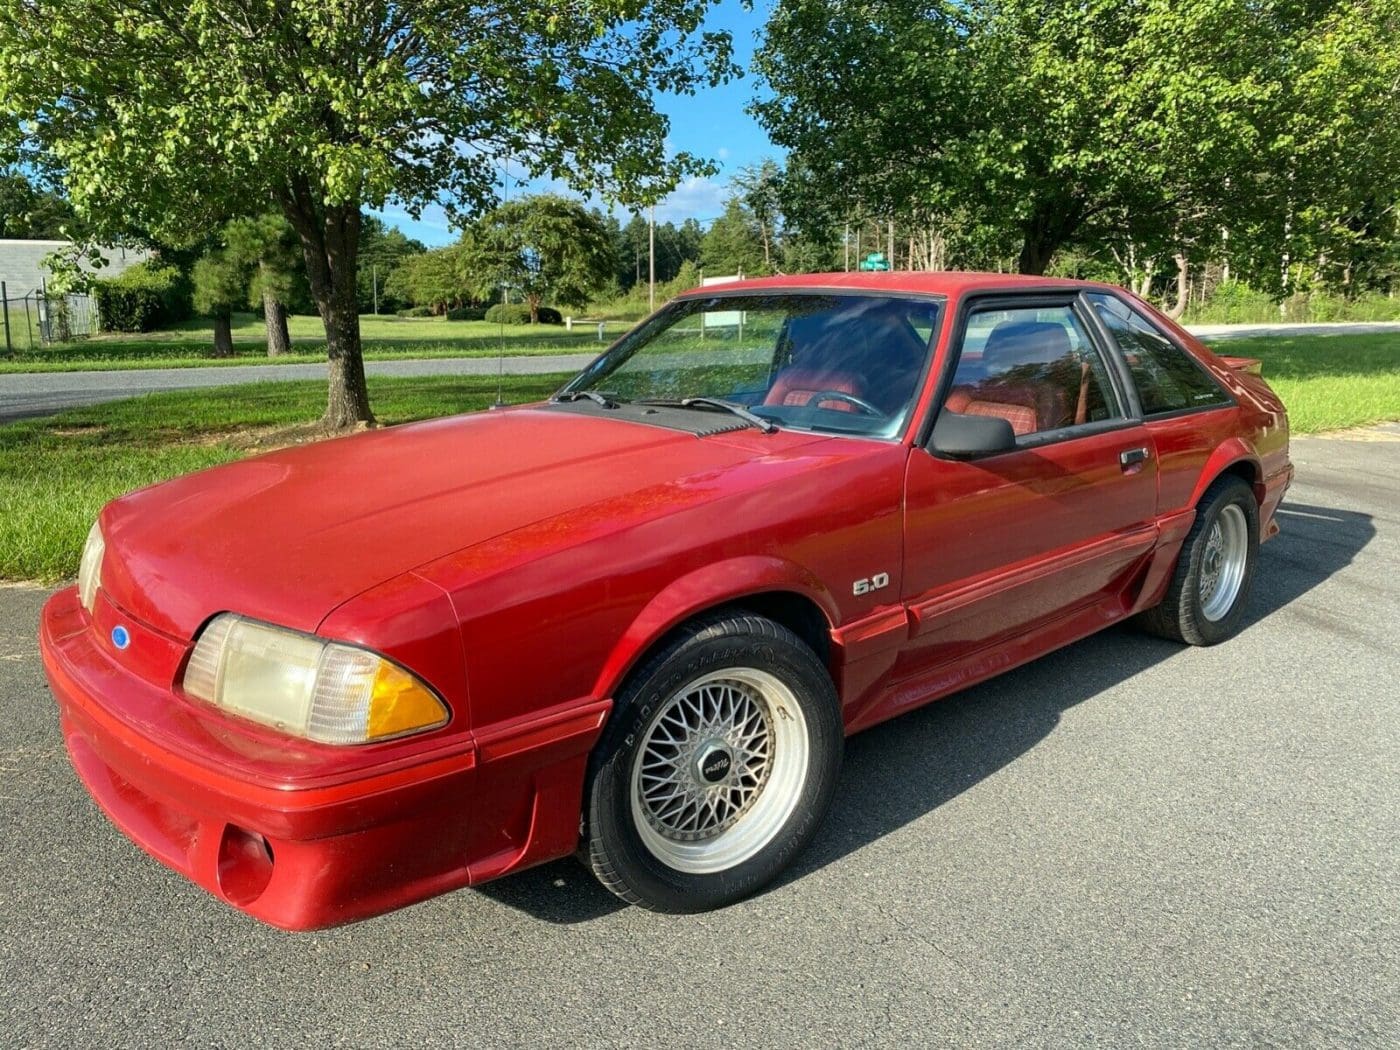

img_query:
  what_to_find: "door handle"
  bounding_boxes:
[1119,446,1150,471]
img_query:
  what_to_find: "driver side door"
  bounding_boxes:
[889,294,1160,695]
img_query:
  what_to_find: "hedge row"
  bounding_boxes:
[92,262,193,332]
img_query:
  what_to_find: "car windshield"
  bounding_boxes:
[559,292,943,438]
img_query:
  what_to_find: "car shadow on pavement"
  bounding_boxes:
[475,500,1372,925]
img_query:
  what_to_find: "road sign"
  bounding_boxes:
[857,252,890,272]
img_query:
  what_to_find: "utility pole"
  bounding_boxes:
[372,265,379,315]
[648,205,656,313]
[843,222,850,271]
[887,220,895,270]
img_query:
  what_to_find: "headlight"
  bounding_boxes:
[78,520,105,614]
[181,614,449,745]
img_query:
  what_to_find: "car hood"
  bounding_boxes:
[99,407,816,640]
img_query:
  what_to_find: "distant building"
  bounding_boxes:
[0,238,154,297]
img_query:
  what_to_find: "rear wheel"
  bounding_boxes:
[1138,474,1259,645]
[584,611,842,912]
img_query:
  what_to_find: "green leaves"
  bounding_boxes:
[754,0,1400,278]
[1,0,732,422]
[459,194,615,312]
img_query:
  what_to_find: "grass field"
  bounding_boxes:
[0,311,631,372]
[1,332,1395,582]
[1218,333,1400,433]
[0,373,566,582]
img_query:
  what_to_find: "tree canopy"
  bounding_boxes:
[701,197,768,277]
[0,171,80,240]
[754,0,1400,283]
[1,0,735,425]
[383,246,468,314]
[459,194,615,321]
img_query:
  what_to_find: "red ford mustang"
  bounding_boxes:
[40,273,1292,928]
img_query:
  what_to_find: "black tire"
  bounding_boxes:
[584,610,842,912]
[1137,474,1259,645]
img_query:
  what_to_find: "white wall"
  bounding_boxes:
[0,239,154,297]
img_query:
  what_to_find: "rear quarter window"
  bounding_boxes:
[1087,293,1231,415]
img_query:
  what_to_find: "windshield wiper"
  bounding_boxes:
[551,389,619,409]
[635,397,777,434]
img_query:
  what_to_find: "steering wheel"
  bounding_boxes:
[805,390,885,417]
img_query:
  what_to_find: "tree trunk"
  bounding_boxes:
[1167,253,1190,320]
[1017,195,1085,275]
[1136,263,1155,298]
[282,190,373,428]
[212,313,234,358]
[528,295,541,324]
[1017,237,1055,276]
[260,263,292,356]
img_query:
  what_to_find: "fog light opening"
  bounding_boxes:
[217,825,275,905]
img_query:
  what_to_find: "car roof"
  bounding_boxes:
[672,271,1101,299]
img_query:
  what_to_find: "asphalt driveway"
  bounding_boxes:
[0,429,1396,1047]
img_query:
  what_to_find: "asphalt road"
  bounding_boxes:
[1,429,1397,1047]
[0,352,599,423]
[4,321,1399,424]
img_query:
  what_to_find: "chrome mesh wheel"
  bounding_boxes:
[629,667,810,874]
[1199,503,1249,622]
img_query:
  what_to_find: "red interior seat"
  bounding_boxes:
[765,368,864,412]
[944,322,1074,435]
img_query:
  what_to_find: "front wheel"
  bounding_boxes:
[584,612,842,912]
[1138,474,1259,645]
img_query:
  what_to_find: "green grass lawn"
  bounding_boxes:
[0,373,566,582]
[1211,333,1400,433]
[1,332,1395,583]
[0,311,631,372]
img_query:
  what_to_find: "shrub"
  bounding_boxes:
[1187,281,1400,325]
[92,262,192,332]
[446,305,487,321]
[484,303,532,325]
[483,302,564,325]
[398,305,434,318]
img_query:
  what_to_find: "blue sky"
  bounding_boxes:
[373,0,778,246]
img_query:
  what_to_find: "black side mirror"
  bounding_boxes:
[931,409,1017,458]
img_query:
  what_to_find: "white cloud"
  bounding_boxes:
[716,147,731,161]
[654,177,729,224]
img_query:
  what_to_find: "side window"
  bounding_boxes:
[1087,293,1230,415]
[945,304,1122,438]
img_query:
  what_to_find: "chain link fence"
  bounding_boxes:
[0,282,97,352]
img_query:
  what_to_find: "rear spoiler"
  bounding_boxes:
[1218,355,1263,376]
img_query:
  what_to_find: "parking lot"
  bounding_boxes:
[1,428,1396,1047]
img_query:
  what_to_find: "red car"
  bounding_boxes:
[40,273,1292,928]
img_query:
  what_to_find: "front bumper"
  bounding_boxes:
[40,587,481,930]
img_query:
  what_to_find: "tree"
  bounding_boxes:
[1,1,736,427]
[752,0,1327,276]
[383,246,468,313]
[701,198,767,277]
[0,171,80,240]
[192,250,248,357]
[734,160,783,271]
[225,213,301,355]
[358,216,426,313]
[460,195,615,322]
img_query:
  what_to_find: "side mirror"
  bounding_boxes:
[931,409,1017,458]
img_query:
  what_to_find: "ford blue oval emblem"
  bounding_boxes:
[111,625,131,650]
